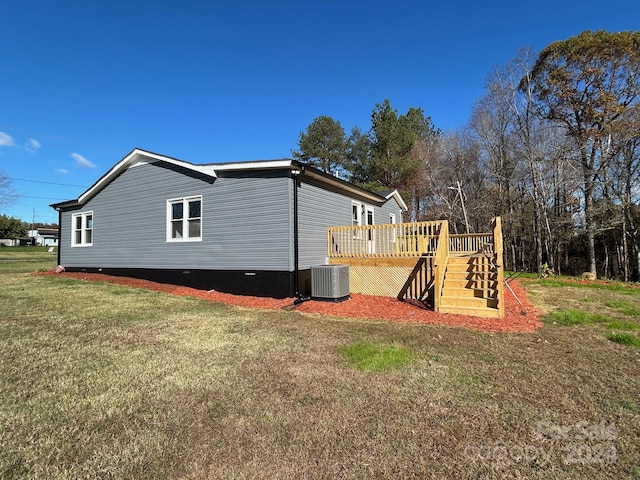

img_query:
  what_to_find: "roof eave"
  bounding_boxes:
[212,159,386,203]
[55,148,218,209]
[78,148,217,204]
[385,190,408,212]
[300,167,386,204]
[50,150,408,212]
[50,199,80,210]
[212,159,294,171]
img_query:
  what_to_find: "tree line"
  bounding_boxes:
[292,30,640,280]
[0,214,28,239]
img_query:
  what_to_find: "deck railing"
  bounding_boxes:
[327,220,498,259]
[449,233,493,256]
[328,217,505,317]
[327,221,444,258]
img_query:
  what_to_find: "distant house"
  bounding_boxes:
[0,237,36,247]
[28,228,59,247]
[51,148,406,298]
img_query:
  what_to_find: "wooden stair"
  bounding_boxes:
[438,255,502,318]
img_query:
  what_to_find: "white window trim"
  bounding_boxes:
[351,201,362,239]
[389,213,397,243]
[71,211,93,247]
[166,196,203,242]
[364,205,375,253]
[351,201,362,227]
[364,205,374,226]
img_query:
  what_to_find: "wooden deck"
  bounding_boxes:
[327,218,505,318]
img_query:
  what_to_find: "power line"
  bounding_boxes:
[8,177,88,188]
[14,195,69,201]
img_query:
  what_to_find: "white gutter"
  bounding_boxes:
[212,160,294,171]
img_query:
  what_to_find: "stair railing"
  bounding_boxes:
[396,255,435,303]
[492,217,505,317]
[432,220,449,312]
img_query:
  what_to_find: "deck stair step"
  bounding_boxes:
[443,278,498,289]
[443,271,496,281]
[441,286,498,298]
[439,304,502,318]
[440,295,498,308]
[438,254,501,317]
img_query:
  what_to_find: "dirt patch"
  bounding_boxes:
[38,271,541,333]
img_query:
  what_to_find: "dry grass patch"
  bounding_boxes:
[1,257,639,479]
[0,246,57,274]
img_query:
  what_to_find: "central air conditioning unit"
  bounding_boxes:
[311,264,350,301]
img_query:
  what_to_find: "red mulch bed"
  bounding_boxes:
[38,271,542,333]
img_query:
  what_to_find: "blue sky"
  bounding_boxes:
[1,0,638,224]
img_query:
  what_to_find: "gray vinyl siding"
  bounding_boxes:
[378,197,404,224]
[59,161,292,271]
[297,180,404,269]
[297,181,349,269]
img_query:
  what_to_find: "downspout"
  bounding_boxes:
[291,165,310,305]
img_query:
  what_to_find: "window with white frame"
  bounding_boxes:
[71,211,93,247]
[365,206,374,241]
[351,201,362,239]
[351,201,362,227]
[389,213,397,243]
[167,196,202,242]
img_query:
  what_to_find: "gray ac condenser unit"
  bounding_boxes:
[311,265,349,301]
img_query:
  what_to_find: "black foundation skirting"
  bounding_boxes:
[65,267,312,299]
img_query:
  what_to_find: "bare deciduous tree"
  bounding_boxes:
[0,170,15,209]
[525,30,640,277]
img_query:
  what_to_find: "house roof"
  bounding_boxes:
[51,148,218,209]
[30,228,59,236]
[373,189,409,212]
[51,148,408,211]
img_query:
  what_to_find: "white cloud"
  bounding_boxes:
[25,138,41,151]
[0,132,15,147]
[56,168,69,174]
[71,152,96,169]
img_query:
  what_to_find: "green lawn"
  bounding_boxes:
[1,251,639,479]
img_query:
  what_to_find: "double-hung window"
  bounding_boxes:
[351,201,362,239]
[167,196,202,242]
[351,202,362,228]
[71,211,93,247]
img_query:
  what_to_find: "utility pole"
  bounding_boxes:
[448,181,470,234]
